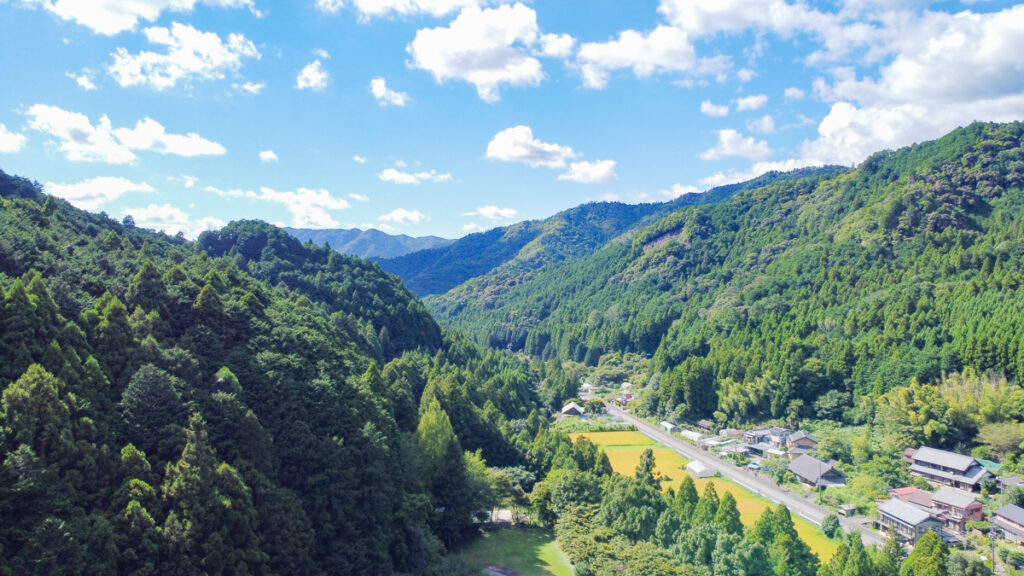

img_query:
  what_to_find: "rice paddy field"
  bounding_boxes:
[571,431,838,561]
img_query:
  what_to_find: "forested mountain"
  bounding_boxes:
[428,122,1024,424]
[376,174,816,297]
[0,171,544,574]
[283,226,453,259]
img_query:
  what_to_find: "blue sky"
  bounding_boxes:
[1,0,1022,238]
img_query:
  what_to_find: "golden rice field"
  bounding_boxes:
[573,431,838,561]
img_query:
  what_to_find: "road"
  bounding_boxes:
[604,403,885,548]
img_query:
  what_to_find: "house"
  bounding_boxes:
[788,431,818,451]
[930,486,983,533]
[787,455,845,489]
[889,486,934,509]
[744,428,771,444]
[579,383,595,395]
[877,498,944,543]
[906,446,992,491]
[680,430,704,443]
[999,476,1024,492]
[560,402,585,417]
[660,421,678,433]
[687,460,715,478]
[697,419,714,431]
[718,428,741,438]
[768,427,792,448]
[994,504,1024,544]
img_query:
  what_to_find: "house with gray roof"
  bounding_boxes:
[994,504,1024,544]
[877,498,944,543]
[931,486,983,532]
[906,446,992,491]
[787,454,845,489]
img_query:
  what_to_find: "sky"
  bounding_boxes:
[0,0,1022,239]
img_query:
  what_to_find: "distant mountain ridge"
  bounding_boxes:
[378,166,844,297]
[284,226,453,259]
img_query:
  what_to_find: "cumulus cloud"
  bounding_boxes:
[734,94,768,111]
[113,118,226,156]
[349,193,369,202]
[558,160,618,184]
[315,0,344,13]
[784,86,806,101]
[259,149,277,162]
[700,100,729,117]
[747,114,775,134]
[462,222,486,233]
[108,23,259,90]
[350,0,483,20]
[45,176,154,209]
[24,0,260,36]
[658,0,833,40]
[485,125,577,169]
[122,203,225,238]
[352,155,367,163]
[660,183,700,198]
[461,206,517,220]
[0,124,27,153]
[700,129,772,161]
[67,70,97,91]
[25,104,135,163]
[296,60,329,91]
[536,33,576,58]
[737,67,756,82]
[576,25,695,89]
[205,185,245,198]
[250,186,351,228]
[234,81,265,94]
[699,158,820,188]
[379,208,427,225]
[378,168,451,185]
[370,77,410,107]
[408,3,544,103]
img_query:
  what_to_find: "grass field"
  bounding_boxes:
[574,431,838,561]
[457,527,574,576]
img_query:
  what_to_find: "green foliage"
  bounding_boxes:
[821,513,841,539]
[899,531,948,576]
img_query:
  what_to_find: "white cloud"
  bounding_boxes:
[747,114,775,134]
[67,70,97,91]
[558,160,618,184]
[658,0,833,40]
[370,77,410,107]
[661,183,699,198]
[379,208,427,224]
[25,104,136,164]
[699,158,820,188]
[314,48,331,60]
[109,22,259,90]
[122,203,224,238]
[45,176,154,209]
[316,0,344,13]
[350,0,483,19]
[349,193,369,202]
[174,174,198,188]
[0,124,27,153]
[737,67,756,82]
[352,155,367,163]
[734,94,768,111]
[250,186,351,228]
[24,0,260,36]
[378,168,451,185]
[700,129,772,161]
[113,117,226,156]
[259,149,278,162]
[536,33,576,58]
[234,81,265,94]
[296,60,329,91]
[205,185,245,198]
[485,125,576,169]
[462,222,486,233]
[462,206,517,220]
[408,3,544,103]
[576,25,695,89]
[784,87,805,101]
[700,100,729,117]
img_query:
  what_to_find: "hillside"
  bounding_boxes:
[378,169,838,297]
[427,122,1024,423]
[283,226,453,259]
[0,171,543,575]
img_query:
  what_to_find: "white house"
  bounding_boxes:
[680,430,704,443]
[687,460,715,478]
[660,421,678,433]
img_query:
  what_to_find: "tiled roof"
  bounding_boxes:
[913,446,977,472]
[931,486,979,509]
[878,498,934,526]
[996,504,1024,526]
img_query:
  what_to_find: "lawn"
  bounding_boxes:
[574,431,838,561]
[457,527,574,576]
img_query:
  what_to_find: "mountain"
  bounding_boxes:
[0,170,542,574]
[427,122,1024,423]
[379,168,840,297]
[283,226,453,259]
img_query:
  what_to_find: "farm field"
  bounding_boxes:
[573,431,838,561]
[457,527,574,576]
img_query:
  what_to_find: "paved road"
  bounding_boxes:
[604,403,885,548]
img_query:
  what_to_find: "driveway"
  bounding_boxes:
[604,403,885,548]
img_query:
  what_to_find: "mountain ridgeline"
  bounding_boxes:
[0,172,544,575]
[283,226,453,259]
[375,170,834,297]
[425,122,1024,423]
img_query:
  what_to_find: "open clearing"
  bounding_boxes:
[457,527,574,576]
[574,431,838,561]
